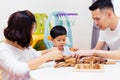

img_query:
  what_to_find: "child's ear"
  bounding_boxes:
[51,37,54,41]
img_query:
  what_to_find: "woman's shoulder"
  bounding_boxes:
[0,42,7,49]
[0,42,16,52]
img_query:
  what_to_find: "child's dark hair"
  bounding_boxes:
[89,0,114,12]
[50,25,67,39]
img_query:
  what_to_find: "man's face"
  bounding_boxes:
[91,9,109,30]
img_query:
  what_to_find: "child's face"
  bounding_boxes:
[52,35,66,50]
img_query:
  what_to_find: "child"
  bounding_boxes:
[50,25,78,56]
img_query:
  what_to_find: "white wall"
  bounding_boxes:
[112,0,120,17]
[0,0,93,49]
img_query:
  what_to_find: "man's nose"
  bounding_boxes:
[94,21,99,26]
[93,22,99,29]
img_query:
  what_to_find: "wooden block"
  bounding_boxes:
[105,61,116,64]
[64,55,72,60]
[73,64,104,72]
[65,58,76,63]
[54,62,65,68]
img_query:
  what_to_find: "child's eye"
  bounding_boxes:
[58,40,61,42]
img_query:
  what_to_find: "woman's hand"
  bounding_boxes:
[48,50,63,60]
[41,47,59,55]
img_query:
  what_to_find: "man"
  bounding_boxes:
[73,0,120,60]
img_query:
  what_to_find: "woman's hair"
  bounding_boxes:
[4,10,36,48]
[50,25,67,39]
[89,0,114,12]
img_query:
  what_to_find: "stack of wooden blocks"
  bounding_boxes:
[54,55,116,71]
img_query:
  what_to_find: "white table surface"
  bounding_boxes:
[30,61,120,80]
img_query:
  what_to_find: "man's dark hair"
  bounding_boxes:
[50,25,67,39]
[4,10,36,48]
[89,0,114,12]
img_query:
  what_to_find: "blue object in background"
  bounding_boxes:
[44,11,78,49]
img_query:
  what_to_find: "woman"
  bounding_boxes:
[0,10,63,80]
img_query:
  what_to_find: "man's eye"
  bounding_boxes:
[96,18,100,20]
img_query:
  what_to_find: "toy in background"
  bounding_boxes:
[44,11,78,49]
[33,13,48,35]
[31,13,52,50]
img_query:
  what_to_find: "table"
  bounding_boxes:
[30,61,120,80]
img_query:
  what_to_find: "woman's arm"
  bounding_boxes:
[27,49,63,70]
[0,51,30,76]
[40,47,58,55]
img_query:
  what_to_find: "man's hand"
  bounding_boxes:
[72,50,95,59]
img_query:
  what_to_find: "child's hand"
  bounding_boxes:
[70,47,79,52]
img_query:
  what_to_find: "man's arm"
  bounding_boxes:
[93,41,106,50]
[93,50,120,60]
